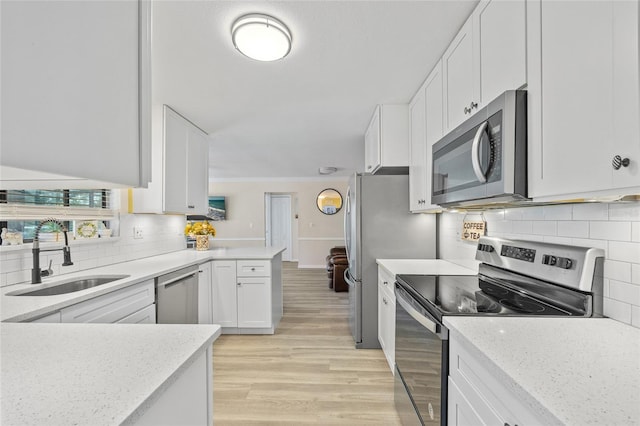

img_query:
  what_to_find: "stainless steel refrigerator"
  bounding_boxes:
[344,173,437,349]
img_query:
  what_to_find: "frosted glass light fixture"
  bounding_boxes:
[231,14,292,61]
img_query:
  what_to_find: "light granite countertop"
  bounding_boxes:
[444,316,640,425]
[1,247,285,322]
[376,258,479,277]
[0,322,221,426]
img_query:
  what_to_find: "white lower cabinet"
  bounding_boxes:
[134,347,213,426]
[117,304,156,324]
[377,266,395,372]
[60,280,155,324]
[448,334,539,426]
[198,261,213,324]
[212,256,283,334]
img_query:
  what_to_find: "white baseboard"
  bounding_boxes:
[297,264,326,269]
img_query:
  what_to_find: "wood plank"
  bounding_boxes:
[213,261,401,424]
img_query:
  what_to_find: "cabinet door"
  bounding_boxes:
[163,106,189,213]
[611,0,640,190]
[475,0,526,106]
[424,61,444,211]
[409,86,428,211]
[0,1,149,188]
[198,262,212,324]
[448,378,486,426]
[443,16,478,132]
[529,1,640,198]
[364,108,381,173]
[186,126,209,214]
[211,261,238,327]
[377,283,388,353]
[237,277,271,328]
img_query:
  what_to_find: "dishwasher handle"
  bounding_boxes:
[156,266,199,289]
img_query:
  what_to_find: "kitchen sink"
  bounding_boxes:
[7,275,130,296]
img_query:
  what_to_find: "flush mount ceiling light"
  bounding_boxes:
[318,167,338,175]
[231,14,292,61]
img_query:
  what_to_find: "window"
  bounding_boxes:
[0,189,113,243]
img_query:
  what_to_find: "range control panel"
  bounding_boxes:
[500,245,536,263]
[475,236,605,292]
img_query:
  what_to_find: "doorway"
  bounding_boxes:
[265,193,292,261]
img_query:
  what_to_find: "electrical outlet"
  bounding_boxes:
[134,226,143,239]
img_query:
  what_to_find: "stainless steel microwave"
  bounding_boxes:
[432,90,527,207]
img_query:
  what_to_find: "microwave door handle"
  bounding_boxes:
[471,121,489,183]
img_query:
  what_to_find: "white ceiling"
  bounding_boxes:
[152,1,478,180]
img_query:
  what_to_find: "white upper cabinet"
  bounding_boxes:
[527,0,640,200]
[0,0,151,189]
[409,61,443,213]
[443,16,478,133]
[364,105,410,174]
[443,0,526,133]
[132,106,209,214]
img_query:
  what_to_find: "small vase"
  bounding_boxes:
[195,235,210,251]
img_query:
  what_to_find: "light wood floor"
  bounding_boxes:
[213,262,402,425]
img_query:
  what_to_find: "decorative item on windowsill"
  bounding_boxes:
[184,220,216,251]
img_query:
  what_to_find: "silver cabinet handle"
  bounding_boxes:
[383,281,388,286]
[237,282,241,286]
[471,121,489,183]
[367,165,372,170]
[470,101,478,110]
[383,297,388,305]
[612,155,631,170]
[464,106,470,115]
[251,267,256,271]
[187,205,195,209]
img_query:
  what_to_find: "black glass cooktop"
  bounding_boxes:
[395,273,581,321]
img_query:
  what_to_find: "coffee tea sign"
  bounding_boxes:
[461,220,486,242]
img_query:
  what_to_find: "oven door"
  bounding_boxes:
[395,283,448,425]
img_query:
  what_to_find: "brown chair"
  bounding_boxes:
[326,246,347,288]
[331,256,349,292]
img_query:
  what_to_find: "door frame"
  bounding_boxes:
[265,193,293,261]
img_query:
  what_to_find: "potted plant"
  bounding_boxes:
[184,221,216,251]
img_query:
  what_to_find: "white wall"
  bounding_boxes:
[0,212,186,287]
[208,179,348,268]
[438,202,640,328]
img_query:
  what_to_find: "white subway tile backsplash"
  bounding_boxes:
[608,241,640,263]
[572,203,609,221]
[590,221,631,242]
[542,236,574,245]
[604,260,632,282]
[632,306,640,328]
[609,280,640,305]
[603,298,632,323]
[571,238,608,252]
[609,280,640,306]
[512,221,533,234]
[532,221,557,236]
[609,203,640,221]
[543,204,573,220]
[557,221,589,238]
[438,201,640,329]
[632,222,640,243]
[0,213,186,287]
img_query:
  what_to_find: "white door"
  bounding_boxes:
[268,195,292,261]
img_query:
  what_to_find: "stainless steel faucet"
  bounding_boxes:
[32,218,73,284]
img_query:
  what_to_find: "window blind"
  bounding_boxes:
[0,190,114,220]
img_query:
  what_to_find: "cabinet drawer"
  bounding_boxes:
[61,280,154,323]
[117,304,156,324]
[378,267,395,299]
[237,260,270,277]
[449,336,539,425]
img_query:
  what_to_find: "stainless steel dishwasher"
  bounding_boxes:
[156,265,199,324]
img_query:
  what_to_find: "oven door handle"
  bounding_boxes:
[471,120,489,183]
[396,289,448,340]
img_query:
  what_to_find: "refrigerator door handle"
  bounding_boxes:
[344,186,352,266]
